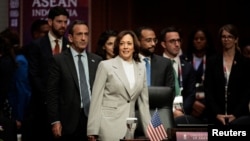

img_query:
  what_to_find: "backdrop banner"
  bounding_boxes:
[9,0,89,46]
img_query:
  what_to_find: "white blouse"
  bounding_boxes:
[121,59,135,89]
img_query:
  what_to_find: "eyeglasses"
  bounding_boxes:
[221,35,234,40]
[142,38,158,44]
[167,39,182,44]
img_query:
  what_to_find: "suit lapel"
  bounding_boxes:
[86,52,98,88]
[150,55,157,85]
[42,35,53,57]
[63,49,80,91]
[130,61,143,97]
[112,57,133,96]
[112,57,144,98]
[62,37,69,51]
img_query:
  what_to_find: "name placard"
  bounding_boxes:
[176,131,208,141]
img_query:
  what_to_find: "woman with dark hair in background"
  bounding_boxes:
[205,24,250,125]
[183,26,216,123]
[95,29,118,60]
[1,28,31,141]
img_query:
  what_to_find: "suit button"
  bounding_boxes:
[127,100,130,103]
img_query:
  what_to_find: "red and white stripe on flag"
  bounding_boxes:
[146,110,167,141]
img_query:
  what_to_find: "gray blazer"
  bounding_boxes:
[87,56,151,141]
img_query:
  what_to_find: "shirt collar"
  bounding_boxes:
[139,53,150,61]
[48,31,62,42]
[70,46,87,57]
[163,53,179,63]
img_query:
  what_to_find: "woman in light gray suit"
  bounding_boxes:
[87,30,151,141]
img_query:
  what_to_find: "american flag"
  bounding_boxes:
[147,110,167,141]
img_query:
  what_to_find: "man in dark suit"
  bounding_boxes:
[46,20,102,141]
[26,6,69,141]
[134,26,175,137]
[159,26,202,124]
[134,26,175,88]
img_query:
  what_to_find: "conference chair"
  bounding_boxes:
[135,86,175,138]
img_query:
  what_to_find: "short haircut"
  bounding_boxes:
[48,6,69,20]
[67,20,88,35]
[134,26,154,40]
[159,26,182,42]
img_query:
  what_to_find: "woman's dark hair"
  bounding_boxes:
[186,26,215,58]
[96,30,118,59]
[113,30,141,62]
[0,28,23,68]
[0,28,20,46]
[31,19,49,39]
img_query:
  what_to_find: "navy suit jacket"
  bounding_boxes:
[178,57,196,114]
[180,55,205,84]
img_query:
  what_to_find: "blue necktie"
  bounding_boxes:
[78,55,90,116]
[143,57,151,86]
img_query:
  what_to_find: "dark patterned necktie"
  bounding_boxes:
[78,55,90,116]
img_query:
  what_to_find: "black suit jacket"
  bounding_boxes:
[46,48,102,134]
[178,57,196,114]
[150,54,175,88]
[28,34,68,107]
[204,51,250,122]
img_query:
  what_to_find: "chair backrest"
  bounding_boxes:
[135,86,176,137]
[148,86,174,109]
